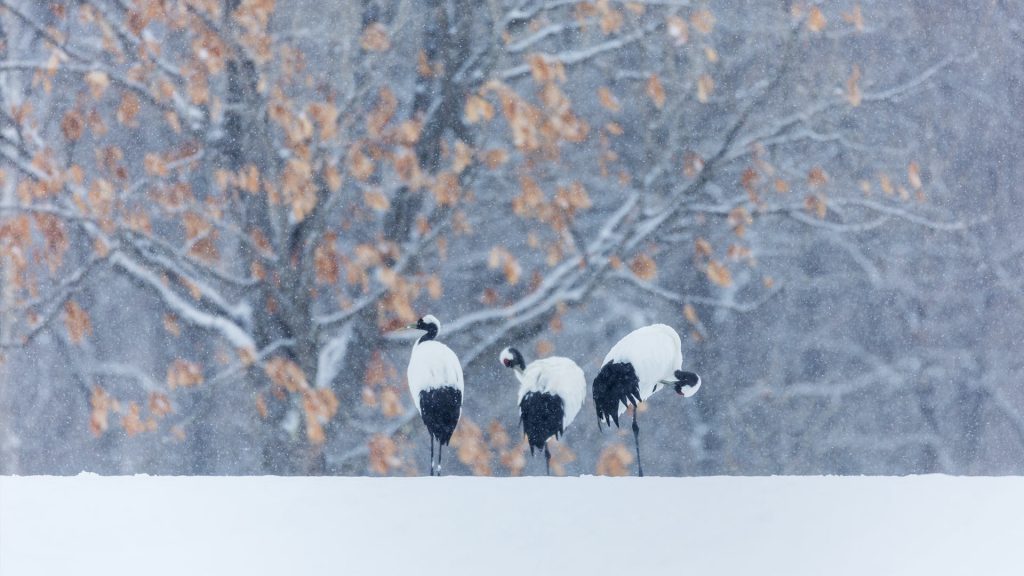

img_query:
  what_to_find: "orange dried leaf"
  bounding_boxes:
[121,402,148,437]
[360,23,391,52]
[366,88,397,137]
[695,237,713,257]
[116,93,141,125]
[842,4,865,32]
[482,148,508,169]
[395,120,422,146]
[347,144,375,182]
[465,95,495,124]
[908,162,922,189]
[807,7,827,32]
[426,275,443,300]
[690,8,715,35]
[163,313,181,337]
[167,359,204,389]
[804,194,828,219]
[64,300,92,344]
[630,254,657,281]
[536,340,554,357]
[325,164,343,192]
[61,111,84,141]
[706,260,732,287]
[846,65,862,107]
[314,237,340,284]
[879,172,894,196]
[189,234,220,263]
[432,172,461,206]
[600,7,624,34]
[598,87,620,112]
[417,50,434,77]
[646,75,666,109]
[363,350,397,387]
[596,443,634,476]
[306,418,326,445]
[697,74,714,103]
[683,303,700,325]
[255,393,268,419]
[451,417,492,476]
[368,435,399,474]
[309,102,339,140]
[807,166,829,187]
[488,421,511,451]
[741,167,759,192]
[364,189,391,212]
[264,357,308,393]
[89,385,111,436]
[149,392,173,419]
[527,54,564,84]
[380,386,404,418]
[500,441,528,476]
[453,140,473,174]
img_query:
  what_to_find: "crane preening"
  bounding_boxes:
[499,347,586,475]
[592,324,702,477]
[402,315,464,476]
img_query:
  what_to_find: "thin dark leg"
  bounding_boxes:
[437,444,444,476]
[544,443,551,476]
[430,435,435,477]
[632,409,644,477]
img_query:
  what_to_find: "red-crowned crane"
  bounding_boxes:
[592,324,702,477]
[404,315,463,476]
[499,347,586,475]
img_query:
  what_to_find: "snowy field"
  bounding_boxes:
[2,475,1022,576]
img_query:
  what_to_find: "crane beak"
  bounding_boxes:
[386,324,420,336]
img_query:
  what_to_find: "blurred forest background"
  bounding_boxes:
[0,0,1021,476]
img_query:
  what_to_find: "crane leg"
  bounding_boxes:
[544,443,551,476]
[632,409,644,477]
[430,436,435,477]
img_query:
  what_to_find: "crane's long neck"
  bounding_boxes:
[512,366,526,384]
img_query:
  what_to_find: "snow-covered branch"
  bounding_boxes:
[109,253,256,352]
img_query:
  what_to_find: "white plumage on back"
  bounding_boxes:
[603,323,682,409]
[516,356,586,430]
[407,340,464,413]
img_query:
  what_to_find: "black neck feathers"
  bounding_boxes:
[507,347,526,371]
[416,318,438,342]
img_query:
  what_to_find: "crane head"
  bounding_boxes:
[673,370,702,397]
[499,347,526,372]
[415,314,440,332]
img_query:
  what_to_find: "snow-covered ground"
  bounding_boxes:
[2,475,1022,575]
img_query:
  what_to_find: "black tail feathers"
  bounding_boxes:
[520,392,564,454]
[593,362,641,428]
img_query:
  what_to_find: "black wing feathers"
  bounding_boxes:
[519,392,565,454]
[592,361,641,428]
[418,387,462,445]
